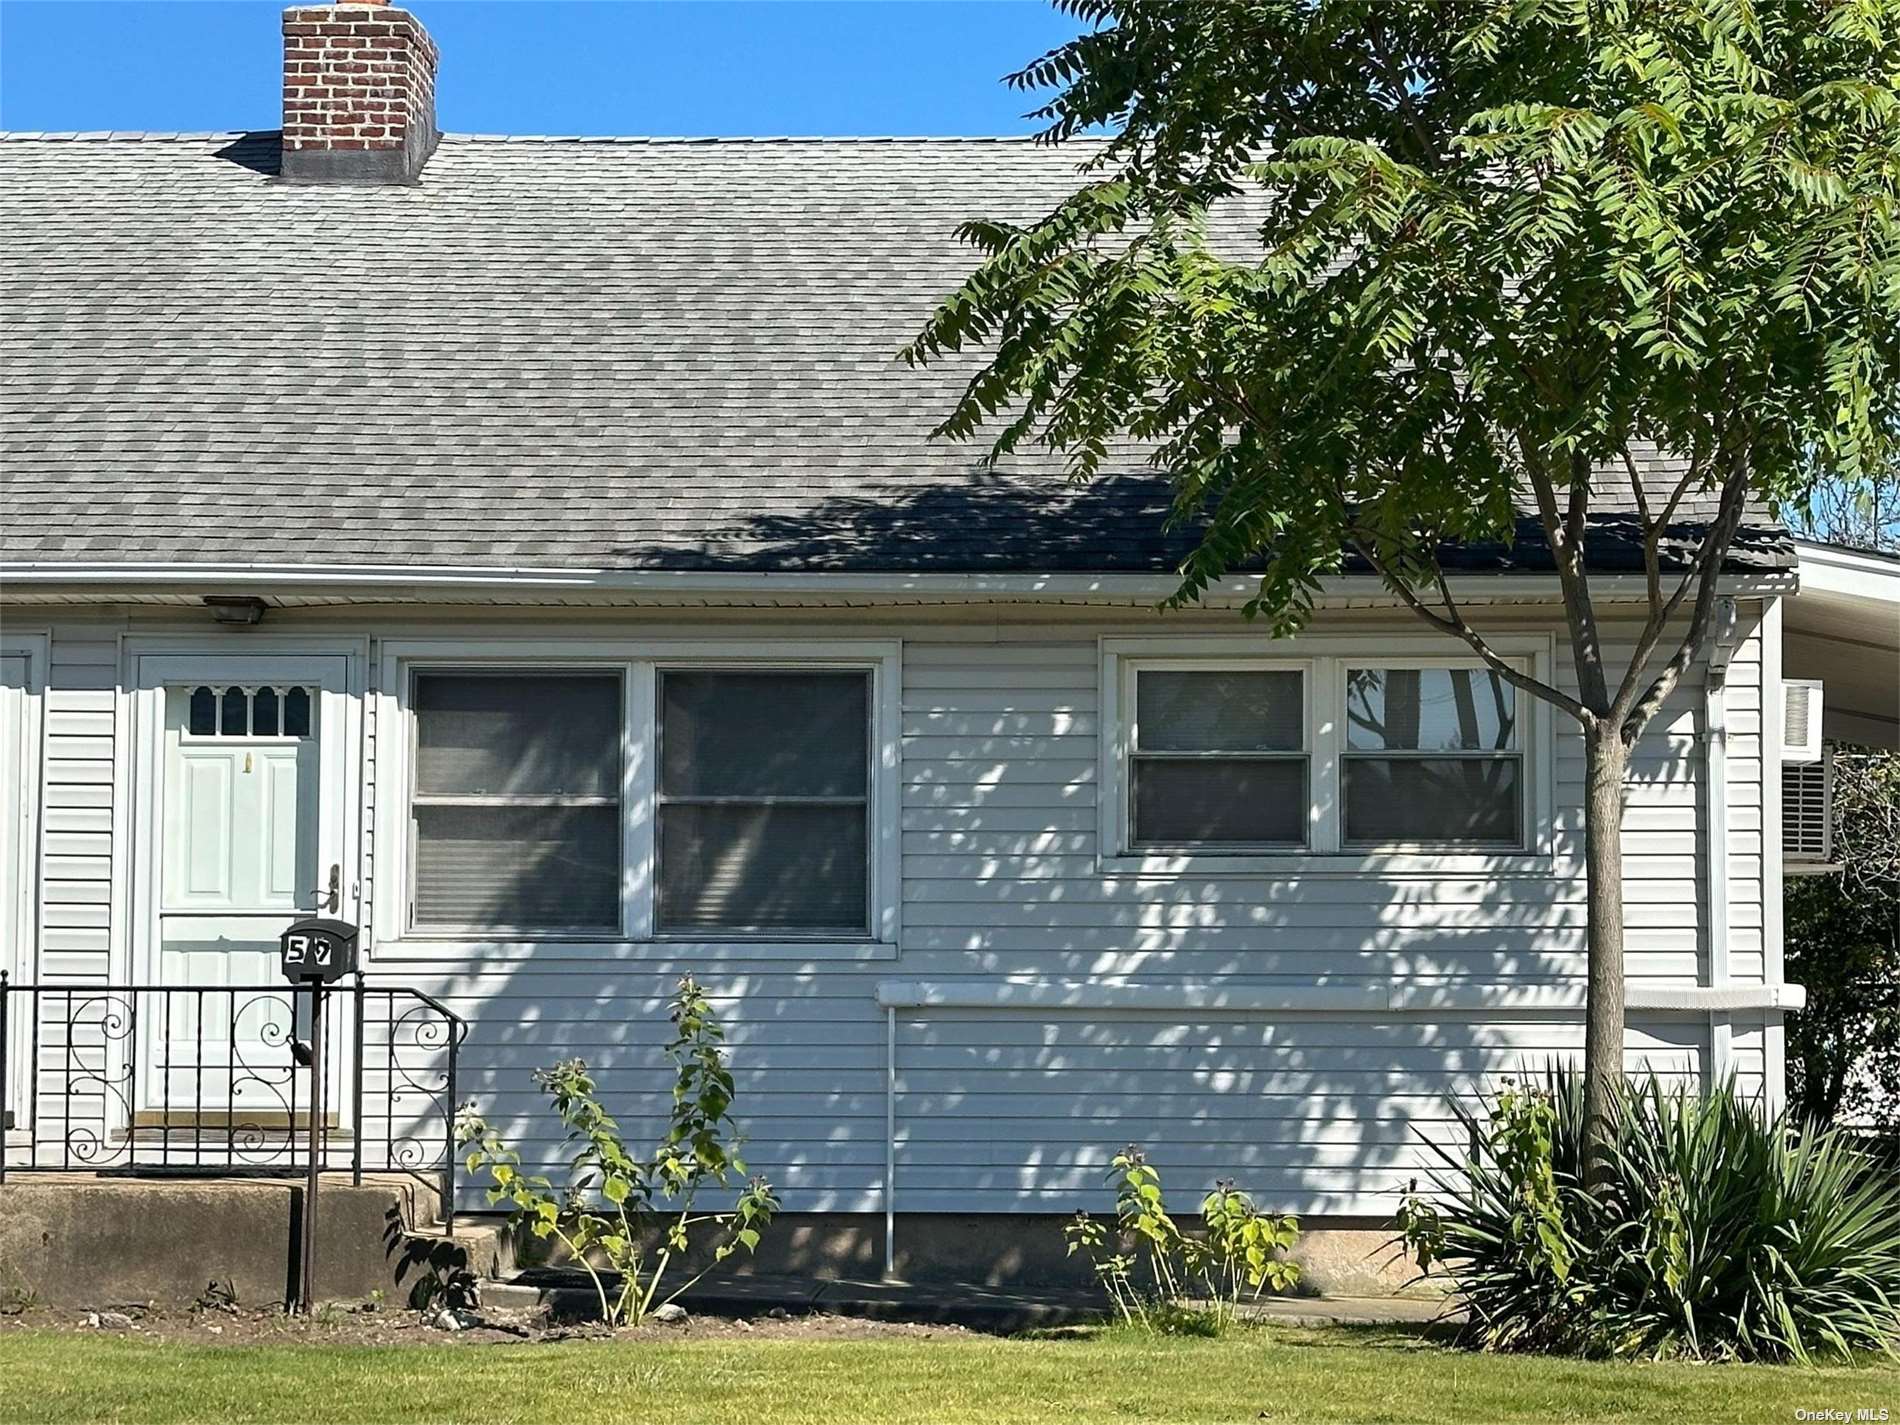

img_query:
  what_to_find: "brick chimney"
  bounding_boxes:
[281,1,439,184]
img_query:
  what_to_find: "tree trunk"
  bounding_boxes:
[1581,723,1629,1180]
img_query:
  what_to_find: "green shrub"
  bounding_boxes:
[1397,1066,1900,1362]
[456,976,779,1326]
[1065,1146,1301,1334]
[1787,747,1900,1131]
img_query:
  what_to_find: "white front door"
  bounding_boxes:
[133,654,356,1127]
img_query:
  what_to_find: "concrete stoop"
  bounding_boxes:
[0,1173,509,1311]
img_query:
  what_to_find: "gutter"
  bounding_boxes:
[0,562,1799,605]
[1791,539,1900,604]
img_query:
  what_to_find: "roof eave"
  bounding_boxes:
[0,561,1800,607]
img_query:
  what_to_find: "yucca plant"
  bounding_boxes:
[1397,1066,1900,1362]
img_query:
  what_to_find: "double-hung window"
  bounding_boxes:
[409,671,623,933]
[399,653,887,944]
[1114,646,1537,861]
[656,670,871,936]
[1130,669,1308,848]
[1341,666,1521,847]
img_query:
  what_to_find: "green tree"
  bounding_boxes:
[905,0,1900,1163]
[1788,750,1900,1130]
[1790,432,1900,551]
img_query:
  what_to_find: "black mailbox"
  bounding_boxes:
[280,917,359,983]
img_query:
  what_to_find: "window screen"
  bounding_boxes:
[410,672,622,931]
[657,670,870,935]
[1342,667,1522,846]
[1131,670,1307,847]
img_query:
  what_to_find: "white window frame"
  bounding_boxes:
[374,638,901,961]
[1100,634,1555,875]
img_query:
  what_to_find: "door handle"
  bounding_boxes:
[308,863,341,915]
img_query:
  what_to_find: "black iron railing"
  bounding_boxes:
[0,973,466,1227]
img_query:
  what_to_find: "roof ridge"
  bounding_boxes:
[0,130,1075,145]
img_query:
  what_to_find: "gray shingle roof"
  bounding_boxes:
[0,132,1789,576]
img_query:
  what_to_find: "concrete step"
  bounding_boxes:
[0,1173,452,1310]
[391,1217,516,1308]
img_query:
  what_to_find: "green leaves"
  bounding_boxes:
[907,0,1900,623]
[1068,1147,1303,1333]
[450,977,777,1328]
[1401,1064,1900,1361]
[1787,748,1900,1136]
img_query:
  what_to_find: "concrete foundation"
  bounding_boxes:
[509,1212,1420,1299]
[0,1179,1417,1310]
[0,1174,485,1311]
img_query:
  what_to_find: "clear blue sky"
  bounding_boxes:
[0,1,1089,135]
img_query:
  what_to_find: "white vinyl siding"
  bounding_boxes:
[37,628,117,982]
[5,603,1782,1214]
[353,608,1771,1215]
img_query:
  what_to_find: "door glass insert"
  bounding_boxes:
[183,685,317,741]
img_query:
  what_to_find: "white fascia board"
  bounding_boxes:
[1792,539,1900,605]
[0,561,1796,605]
[874,979,1806,1015]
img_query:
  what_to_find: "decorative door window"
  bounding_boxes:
[185,685,314,739]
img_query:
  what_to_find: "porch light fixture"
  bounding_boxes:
[203,595,269,626]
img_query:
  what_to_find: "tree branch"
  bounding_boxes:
[1523,438,1611,712]
[1621,445,1665,615]
[1342,530,1594,726]
[1651,453,1705,535]
[1616,458,1754,743]
[1366,23,1436,170]
[1613,411,1754,721]
[1564,449,1591,557]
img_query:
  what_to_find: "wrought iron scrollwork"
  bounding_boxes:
[60,992,138,1169]
[226,990,300,1166]
[2,979,464,1211]
[382,1000,460,1176]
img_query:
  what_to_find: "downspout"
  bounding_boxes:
[1701,598,1740,1086]
[884,1004,897,1281]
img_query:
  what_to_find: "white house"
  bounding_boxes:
[0,3,1860,1287]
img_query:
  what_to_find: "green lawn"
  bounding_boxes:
[5,1322,1898,1424]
